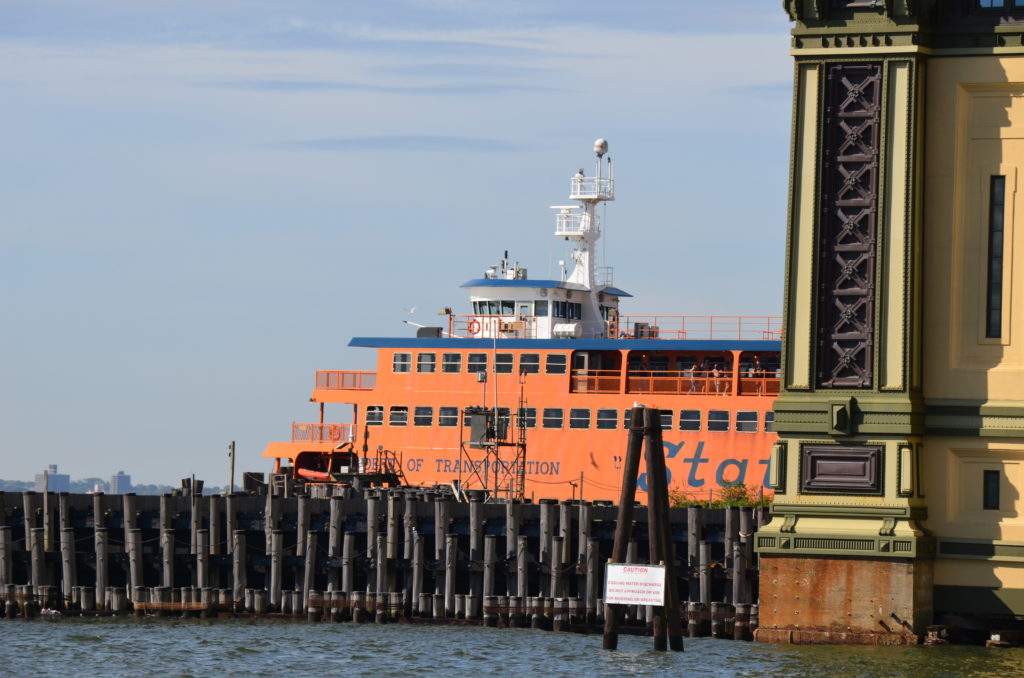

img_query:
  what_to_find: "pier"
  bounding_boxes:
[0,486,764,639]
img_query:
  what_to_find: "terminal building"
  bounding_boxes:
[757,1,1024,641]
[33,465,70,493]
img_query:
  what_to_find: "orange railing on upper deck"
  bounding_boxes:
[571,369,780,396]
[609,315,782,341]
[315,370,377,390]
[444,313,781,340]
[292,422,355,443]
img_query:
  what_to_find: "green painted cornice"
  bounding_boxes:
[773,392,925,436]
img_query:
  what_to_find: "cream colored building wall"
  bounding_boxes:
[925,56,1024,401]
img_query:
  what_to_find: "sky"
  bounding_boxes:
[0,1,794,485]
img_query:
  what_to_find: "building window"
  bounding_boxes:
[442,353,462,373]
[495,353,514,373]
[569,408,591,429]
[366,406,384,426]
[765,411,775,433]
[542,408,563,428]
[596,409,617,429]
[517,407,536,428]
[736,411,758,432]
[389,406,408,426]
[679,410,701,431]
[546,354,567,374]
[417,353,436,373]
[393,353,412,373]
[520,353,540,374]
[708,410,730,432]
[467,353,488,373]
[438,407,458,427]
[986,175,1006,338]
[983,469,1000,510]
[414,406,433,426]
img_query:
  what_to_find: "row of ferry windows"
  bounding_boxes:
[471,299,583,320]
[365,406,774,432]
[393,352,566,374]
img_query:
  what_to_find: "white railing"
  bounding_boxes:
[555,212,598,236]
[570,177,614,200]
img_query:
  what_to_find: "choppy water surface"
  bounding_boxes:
[3,618,1023,678]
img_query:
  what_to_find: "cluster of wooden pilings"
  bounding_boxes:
[0,487,766,639]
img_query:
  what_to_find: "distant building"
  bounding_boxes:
[110,471,132,494]
[34,464,70,493]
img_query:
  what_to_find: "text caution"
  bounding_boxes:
[604,564,666,606]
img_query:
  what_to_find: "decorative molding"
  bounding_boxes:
[801,444,883,493]
[816,62,881,389]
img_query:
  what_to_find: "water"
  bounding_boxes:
[3,618,1023,678]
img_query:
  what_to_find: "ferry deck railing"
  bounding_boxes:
[292,422,356,443]
[571,369,780,396]
[315,370,377,390]
[447,314,782,340]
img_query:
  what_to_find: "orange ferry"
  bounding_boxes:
[262,140,781,502]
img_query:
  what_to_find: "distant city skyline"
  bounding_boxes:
[1,1,793,484]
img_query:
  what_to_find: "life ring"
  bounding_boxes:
[329,425,342,442]
[467,319,481,335]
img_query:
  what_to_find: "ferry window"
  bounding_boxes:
[519,304,531,316]
[389,406,408,426]
[442,353,462,373]
[570,408,591,429]
[986,175,1006,338]
[679,410,701,431]
[414,406,433,426]
[736,411,758,432]
[438,407,458,427]
[596,409,617,429]
[467,353,488,373]
[708,410,730,432]
[568,302,582,320]
[546,354,567,374]
[487,301,499,315]
[501,300,515,315]
[472,301,481,314]
[542,408,563,428]
[417,353,436,373]
[650,356,669,373]
[983,470,1000,510]
[366,406,384,426]
[764,411,775,432]
[393,353,412,373]
[520,354,540,374]
[495,353,514,373]
[517,407,536,428]
[535,300,548,317]
[622,408,632,429]
[659,410,672,430]
[496,407,511,432]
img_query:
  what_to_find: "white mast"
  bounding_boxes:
[552,138,615,337]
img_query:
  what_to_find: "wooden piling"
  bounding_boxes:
[232,530,246,608]
[197,528,210,590]
[296,494,309,558]
[444,533,457,618]
[60,527,76,605]
[94,528,108,609]
[127,529,143,601]
[516,535,529,599]
[602,407,644,650]
[303,531,318,613]
[161,529,174,588]
[0,526,11,589]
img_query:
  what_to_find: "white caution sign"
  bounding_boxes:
[604,563,666,606]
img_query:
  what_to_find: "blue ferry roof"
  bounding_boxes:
[349,337,780,351]
[460,278,632,298]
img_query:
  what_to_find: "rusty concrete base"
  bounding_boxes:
[755,554,933,645]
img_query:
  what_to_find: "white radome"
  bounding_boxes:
[594,138,608,156]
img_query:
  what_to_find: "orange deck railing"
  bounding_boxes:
[315,370,376,390]
[292,422,356,443]
[611,315,783,341]
[570,369,780,396]
[445,313,782,340]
